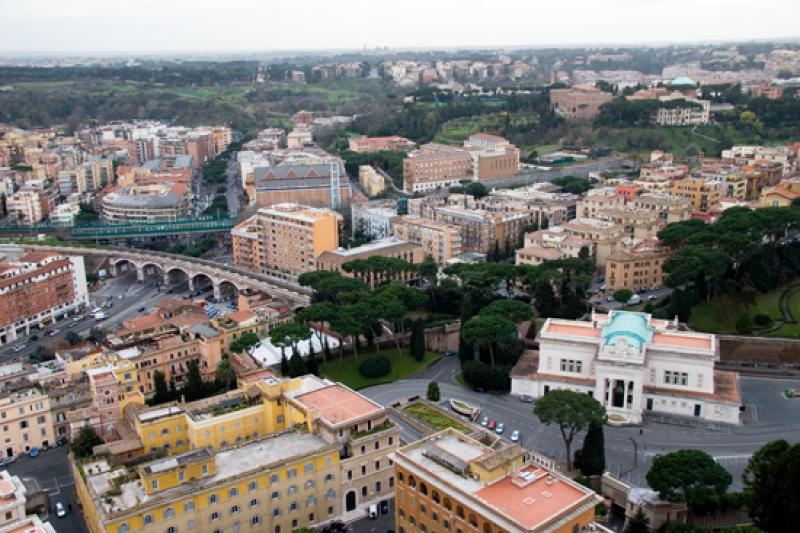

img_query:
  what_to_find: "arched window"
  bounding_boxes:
[431,490,440,504]
[397,471,405,483]
[229,487,238,497]
[408,475,416,488]
[483,523,492,533]
[469,513,478,527]
[118,524,129,533]
[166,527,177,533]
[164,508,175,519]
[456,505,465,519]
[443,497,452,511]
[420,482,428,496]
[143,515,153,525]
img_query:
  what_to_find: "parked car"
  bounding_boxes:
[518,395,533,403]
[480,416,489,427]
[380,500,390,515]
[607,295,615,302]
[28,448,39,457]
[29,335,38,342]
[55,502,66,518]
[444,350,457,357]
[368,504,378,519]
[510,430,521,442]
[495,423,505,434]
[486,419,497,430]
[473,387,485,394]
[0,455,16,466]
[12,345,25,353]
[56,437,68,447]
[137,307,146,312]
[627,294,642,305]
[73,315,84,322]
[647,295,657,301]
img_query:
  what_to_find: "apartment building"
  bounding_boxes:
[741,161,785,199]
[403,143,473,193]
[549,85,613,120]
[511,310,741,425]
[605,238,671,293]
[101,182,193,223]
[629,193,692,224]
[317,238,423,288]
[654,95,710,126]
[358,165,386,197]
[490,184,577,227]
[463,133,520,181]
[515,227,591,266]
[102,301,224,394]
[393,428,602,533]
[348,136,414,153]
[74,374,400,533]
[635,162,688,192]
[390,216,462,265]
[232,204,341,279]
[0,251,89,345]
[351,200,398,239]
[722,145,796,176]
[408,195,528,254]
[670,177,722,213]
[0,388,53,457]
[5,191,42,225]
[562,218,626,267]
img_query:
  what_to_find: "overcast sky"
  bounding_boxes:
[2,0,798,54]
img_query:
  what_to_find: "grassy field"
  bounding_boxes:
[13,81,76,90]
[403,403,471,434]
[689,283,800,337]
[435,112,538,144]
[317,348,440,390]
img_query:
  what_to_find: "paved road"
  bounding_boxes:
[5,446,88,533]
[361,357,800,490]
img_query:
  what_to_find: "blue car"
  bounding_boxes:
[28,448,39,457]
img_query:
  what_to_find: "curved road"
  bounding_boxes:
[361,357,800,489]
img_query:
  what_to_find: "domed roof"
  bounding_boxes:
[600,311,654,350]
[670,76,696,86]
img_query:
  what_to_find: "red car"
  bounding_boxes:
[486,419,497,431]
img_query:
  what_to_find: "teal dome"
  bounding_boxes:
[670,76,696,86]
[600,311,654,350]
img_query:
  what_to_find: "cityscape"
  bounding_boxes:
[0,2,799,533]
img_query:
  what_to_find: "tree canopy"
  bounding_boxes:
[533,390,606,471]
[743,439,800,532]
[645,449,732,513]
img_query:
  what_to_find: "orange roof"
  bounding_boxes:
[226,310,257,323]
[294,384,382,425]
[121,313,162,331]
[18,251,57,263]
[545,322,601,337]
[475,466,594,530]
[652,332,712,350]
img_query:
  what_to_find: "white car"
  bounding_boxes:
[73,315,84,322]
[510,430,521,442]
[480,416,489,427]
[12,345,25,353]
[495,423,505,434]
[55,502,66,518]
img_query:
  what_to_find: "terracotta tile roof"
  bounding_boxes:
[294,384,382,425]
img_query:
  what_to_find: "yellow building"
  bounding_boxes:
[605,238,672,293]
[393,429,603,533]
[670,177,722,213]
[232,203,342,279]
[759,178,800,207]
[75,374,399,532]
[0,388,54,457]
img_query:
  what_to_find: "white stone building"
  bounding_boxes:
[511,311,741,425]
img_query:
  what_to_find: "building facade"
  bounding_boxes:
[511,311,742,425]
[232,204,341,279]
[316,238,423,288]
[0,252,89,345]
[390,216,462,265]
[0,388,54,457]
[550,86,613,120]
[605,238,671,293]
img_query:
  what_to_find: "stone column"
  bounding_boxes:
[213,282,222,301]
[136,267,145,282]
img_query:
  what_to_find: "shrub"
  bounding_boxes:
[427,381,440,402]
[735,314,753,335]
[753,314,773,327]
[358,355,391,378]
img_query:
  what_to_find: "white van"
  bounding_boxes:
[368,504,378,519]
[627,294,642,305]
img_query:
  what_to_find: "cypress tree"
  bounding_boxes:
[578,421,606,476]
[412,321,426,362]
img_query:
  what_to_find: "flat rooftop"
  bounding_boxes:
[293,383,383,425]
[475,466,594,530]
[102,432,331,514]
